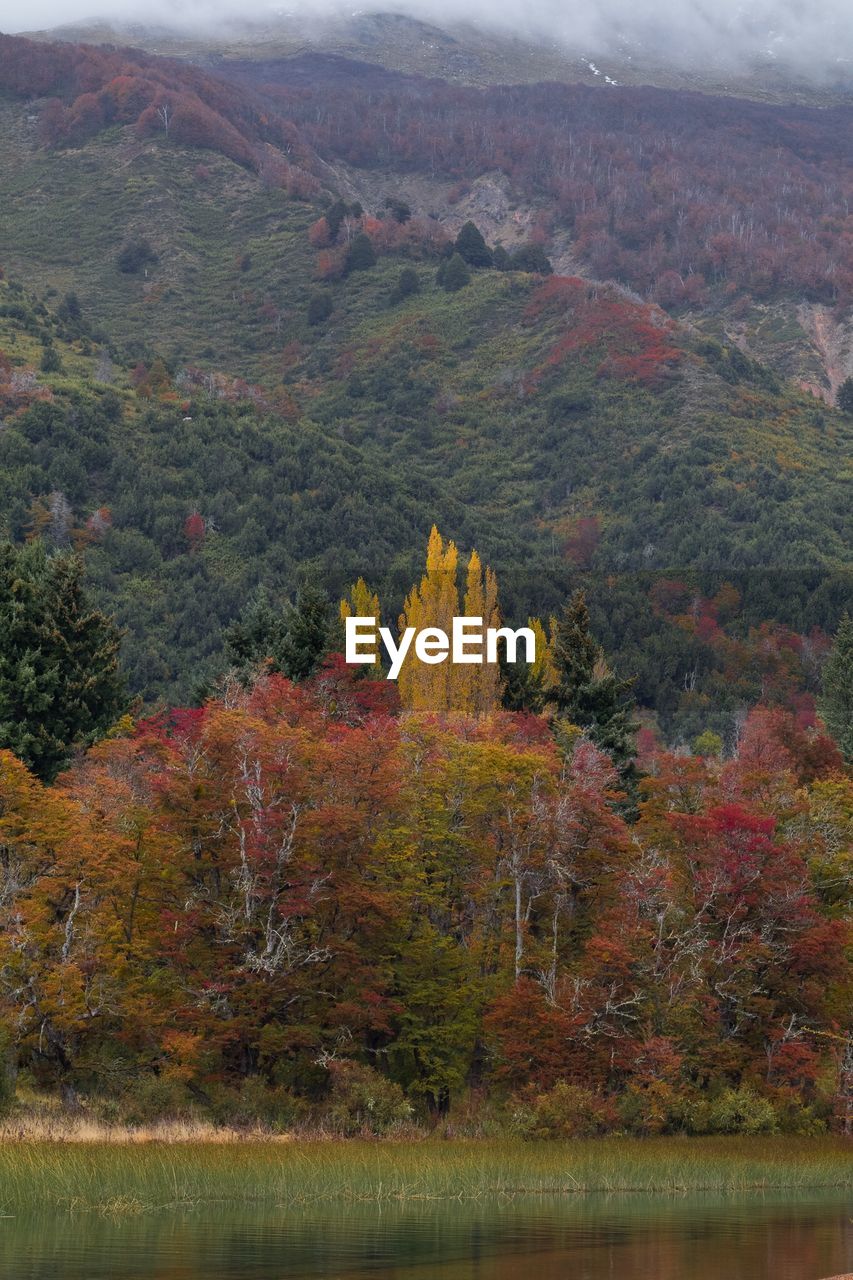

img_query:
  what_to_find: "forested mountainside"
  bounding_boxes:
[2,32,853,388]
[0,30,850,743]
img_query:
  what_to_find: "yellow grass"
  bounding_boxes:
[0,1113,292,1144]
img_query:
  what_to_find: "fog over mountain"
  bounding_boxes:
[4,0,853,81]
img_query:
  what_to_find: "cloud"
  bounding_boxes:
[3,0,853,78]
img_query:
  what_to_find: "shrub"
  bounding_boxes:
[708,1087,778,1135]
[40,344,62,373]
[437,253,471,292]
[210,1079,305,1132]
[0,1022,15,1114]
[344,233,377,274]
[384,197,411,224]
[307,292,334,326]
[547,390,593,421]
[618,1081,714,1135]
[117,238,158,275]
[513,1081,618,1139]
[390,267,420,305]
[509,243,553,274]
[320,1061,413,1136]
[766,1087,828,1136]
[119,1074,194,1124]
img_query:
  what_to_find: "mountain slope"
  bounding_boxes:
[1,247,850,737]
[0,32,850,742]
[4,34,853,392]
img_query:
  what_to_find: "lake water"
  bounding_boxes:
[1,1193,850,1279]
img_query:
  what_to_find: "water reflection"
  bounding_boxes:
[0,1192,850,1279]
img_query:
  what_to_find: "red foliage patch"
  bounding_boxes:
[524,277,682,389]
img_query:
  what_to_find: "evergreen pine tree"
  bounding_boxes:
[454,221,493,267]
[836,377,853,415]
[437,253,471,292]
[345,233,377,274]
[550,590,639,779]
[280,582,332,681]
[0,541,125,781]
[389,267,420,305]
[224,587,289,676]
[340,578,382,672]
[818,612,853,763]
[500,650,544,713]
[40,344,62,373]
[307,292,333,325]
[324,199,348,241]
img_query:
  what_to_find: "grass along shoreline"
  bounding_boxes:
[0,1138,849,1214]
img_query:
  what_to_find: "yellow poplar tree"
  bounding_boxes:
[398,526,459,711]
[530,616,558,691]
[398,528,503,715]
[458,550,501,715]
[340,577,382,670]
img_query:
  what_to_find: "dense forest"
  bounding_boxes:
[0,29,849,1135]
[2,32,852,307]
[0,529,850,1134]
[240,60,853,308]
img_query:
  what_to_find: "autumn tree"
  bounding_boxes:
[396,527,502,714]
[457,549,501,715]
[397,526,459,711]
[340,577,382,672]
[130,678,401,1091]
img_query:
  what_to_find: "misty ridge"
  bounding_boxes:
[4,0,853,82]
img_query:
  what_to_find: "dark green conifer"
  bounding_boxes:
[345,233,377,274]
[0,541,125,781]
[500,649,544,714]
[454,221,492,267]
[390,266,420,304]
[437,253,471,292]
[279,582,332,682]
[836,377,853,415]
[224,586,289,675]
[551,589,639,782]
